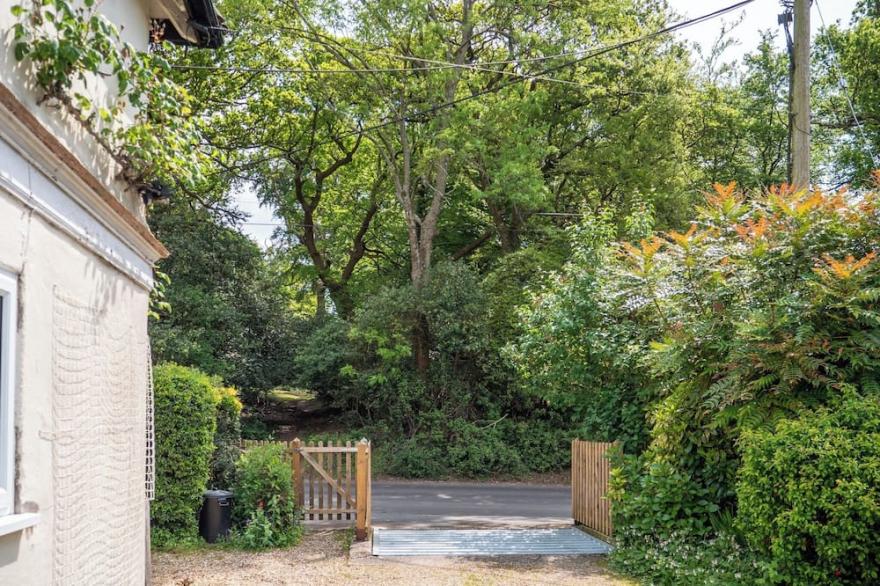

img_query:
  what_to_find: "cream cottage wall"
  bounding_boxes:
[0,1,174,583]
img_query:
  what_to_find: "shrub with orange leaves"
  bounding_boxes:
[517,180,880,574]
[814,251,877,282]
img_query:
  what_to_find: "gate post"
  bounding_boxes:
[355,438,371,541]
[291,438,304,510]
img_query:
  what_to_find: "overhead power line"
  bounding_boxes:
[278,0,756,153]
[360,52,587,87]
[173,63,454,75]
[369,1,753,69]
[180,0,755,158]
[489,0,754,67]
[174,0,753,85]
[171,59,595,87]
[243,212,586,227]
[172,62,587,88]
[533,0,754,78]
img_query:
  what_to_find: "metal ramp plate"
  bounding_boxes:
[372,528,611,556]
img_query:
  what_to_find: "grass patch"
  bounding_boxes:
[267,387,315,403]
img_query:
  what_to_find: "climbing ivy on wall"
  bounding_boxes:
[10,0,208,193]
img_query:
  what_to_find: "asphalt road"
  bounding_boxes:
[371,480,572,529]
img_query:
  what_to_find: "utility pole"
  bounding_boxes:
[779,6,794,183]
[791,0,811,188]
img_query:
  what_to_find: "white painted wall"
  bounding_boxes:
[0,1,163,583]
[0,177,150,584]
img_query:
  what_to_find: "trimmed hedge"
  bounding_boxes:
[737,394,880,585]
[151,363,218,546]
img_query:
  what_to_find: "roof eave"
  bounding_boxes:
[148,0,225,49]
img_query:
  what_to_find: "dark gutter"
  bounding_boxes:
[159,0,225,49]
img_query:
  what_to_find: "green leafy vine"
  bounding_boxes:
[10,0,206,193]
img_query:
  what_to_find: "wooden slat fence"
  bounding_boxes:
[571,440,614,539]
[241,438,372,540]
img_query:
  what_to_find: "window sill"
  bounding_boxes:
[0,513,40,537]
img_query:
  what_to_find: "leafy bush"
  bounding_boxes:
[610,456,720,540]
[383,436,447,478]
[327,261,575,478]
[150,204,305,399]
[240,415,274,440]
[232,444,301,549]
[609,530,762,586]
[524,183,880,521]
[506,419,571,473]
[512,212,653,455]
[151,363,218,546]
[481,246,566,342]
[444,419,526,477]
[381,417,570,478]
[210,386,242,489]
[737,394,880,585]
[516,184,880,582]
[294,318,355,404]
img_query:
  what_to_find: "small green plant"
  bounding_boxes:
[238,506,272,549]
[232,444,301,549]
[240,416,275,440]
[609,455,720,540]
[337,527,355,555]
[609,530,763,585]
[378,416,571,479]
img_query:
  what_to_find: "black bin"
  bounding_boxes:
[199,489,233,543]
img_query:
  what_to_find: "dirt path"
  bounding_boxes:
[152,530,629,586]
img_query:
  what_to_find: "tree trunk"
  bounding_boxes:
[376,0,475,376]
[412,314,431,375]
[315,280,326,318]
[289,151,380,323]
[487,199,521,253]
[328,285,355,320]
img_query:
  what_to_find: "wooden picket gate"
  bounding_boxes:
[571,440,614,539]
[241,438,372,540]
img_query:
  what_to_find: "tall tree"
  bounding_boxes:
[149,202,302,398]
[171,0,391,318]
[812,3,880,187]
[686,34,789,191]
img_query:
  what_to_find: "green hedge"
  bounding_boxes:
[737,394,880,585]
[151,363,218,546]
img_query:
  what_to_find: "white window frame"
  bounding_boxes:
[0,268,18,517]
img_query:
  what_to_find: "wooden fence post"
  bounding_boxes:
[291,438,304,511]
[366,440,372,528]
[355,438,370,541]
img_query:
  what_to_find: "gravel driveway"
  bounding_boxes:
[152,530,628,586]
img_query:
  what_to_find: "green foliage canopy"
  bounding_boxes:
[149,203,303,398]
